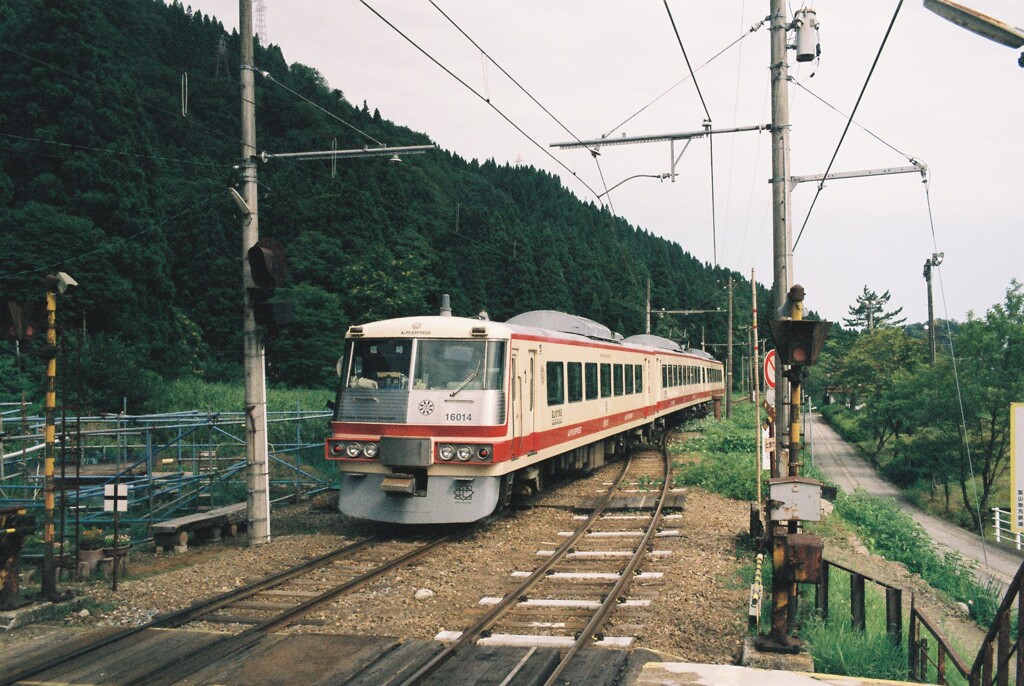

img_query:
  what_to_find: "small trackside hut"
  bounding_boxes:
[326,308,724,524]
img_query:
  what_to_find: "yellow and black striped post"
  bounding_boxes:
[42,290,57,596]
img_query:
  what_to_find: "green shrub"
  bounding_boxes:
[835,489,1000,625]
[674,451,763,501]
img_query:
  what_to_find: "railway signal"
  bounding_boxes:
[246,238,293,333]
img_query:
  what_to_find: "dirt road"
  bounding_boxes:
[807,411,1022,592]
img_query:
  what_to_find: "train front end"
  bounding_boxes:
[326,315,511,524]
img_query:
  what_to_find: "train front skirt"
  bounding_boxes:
[337,473,501,524]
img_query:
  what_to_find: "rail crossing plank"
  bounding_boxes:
[342,639,446,686]
[556,647,630,686]
[419,643,562,686]
[576,492,687,511]
[191,633,400,685]
[30,628,223,684]
[0,626,125,679]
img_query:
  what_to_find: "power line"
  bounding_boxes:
[0,43,242,149]
[0,197,218,283]
[257,71,385,148]
[0,132,229,169]
[662,0,718,264]
[793,0,905,251]
[357,0,602,201]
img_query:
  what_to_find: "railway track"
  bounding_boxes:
[5,434,689,685]
[390,436,678,686]
[2,534,450,685]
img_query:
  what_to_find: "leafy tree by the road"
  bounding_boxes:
[829,328,925,463]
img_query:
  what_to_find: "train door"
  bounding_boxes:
[511,350,537,455]
[523,350,536,453]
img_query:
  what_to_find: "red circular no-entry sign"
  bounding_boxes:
[764,349,777,389]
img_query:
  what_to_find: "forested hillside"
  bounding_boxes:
[0,0,769,410]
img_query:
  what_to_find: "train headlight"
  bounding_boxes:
[456,445,473,461]
[477,446,490,461]
[362,442,378,459]
[329,442,345,457]
[345,442,363,458]
[439,444,455,461]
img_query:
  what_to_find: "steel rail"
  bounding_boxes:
[397,455,636,686]
[542,435,671,686]
[0,537,378,686]
[128,535,451,686]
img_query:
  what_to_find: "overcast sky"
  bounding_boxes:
[187,0,1022,326]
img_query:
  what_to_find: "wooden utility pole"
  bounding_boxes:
[239,0,270,546]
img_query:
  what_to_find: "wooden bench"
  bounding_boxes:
[150,502,247,554]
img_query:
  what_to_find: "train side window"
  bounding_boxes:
[613,364,624,396]
[546,361,564,406]
[584,363,598,400]
[661,365,667,388]
[634,364,643,393]
[624,363,634,394]
[567,362,583,403]
[675,366,681,386]
[600,363,611,398]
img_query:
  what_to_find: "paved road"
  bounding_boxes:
[806,411,1022,593]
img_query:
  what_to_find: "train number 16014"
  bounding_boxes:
[445,413,472,422]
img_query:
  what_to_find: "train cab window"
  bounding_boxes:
[345,339,414,390]
[413,340,506,392]
[584,363,598,400]
[634,365,643,392]
[567,362,583,403]
[600,363,611,398]
[624,364,634,394]
[546,361,565,406]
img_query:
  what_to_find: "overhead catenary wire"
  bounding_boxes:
[603,18,765,140]
[792,0,905,251]
[425,1,615,206]
[662,0,717,265]
[357,0,602,201]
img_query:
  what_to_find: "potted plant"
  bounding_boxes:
[103,532,131,556]
[79,527,105,551]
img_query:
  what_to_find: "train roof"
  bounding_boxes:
[346,310,719,363]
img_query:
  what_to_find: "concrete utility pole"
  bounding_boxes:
[239,0,271,546]
[923,252,943,365]
[726,276,733,418]
[770,0,794,438]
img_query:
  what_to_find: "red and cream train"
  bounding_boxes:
[326,308,724,524]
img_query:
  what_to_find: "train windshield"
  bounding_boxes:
[345,339,414,389]
[413,340,505,391]
[341,339,505,392]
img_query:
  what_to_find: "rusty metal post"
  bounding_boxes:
[1017,587,1023,686]
[886,587,903,645]
[983,641,994,685]
[767,525,796,648]
[851,572,866,631]
[938,647,947,685]
[998,610,1010,686]
[919,639,930,682]
[909,595,918,679]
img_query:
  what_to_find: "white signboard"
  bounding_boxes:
[1013,404,1024,533]
[104,483,129,513]
[761,429,774,471]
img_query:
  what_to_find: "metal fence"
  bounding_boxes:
[0,405,333,555]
